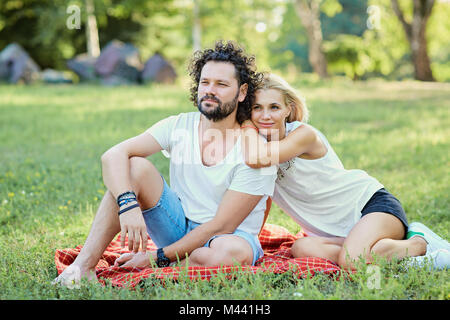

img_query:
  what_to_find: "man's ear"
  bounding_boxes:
[238,83,248,102]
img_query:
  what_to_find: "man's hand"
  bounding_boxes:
[113,251,157,268]
[119,206,148,253]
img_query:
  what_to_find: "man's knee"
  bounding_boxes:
[291,237,320,258]
[128,156,163,208]
[211,236,253,265]
[129,157,153,185]
[188,247,211,266]
[190,236,253,267]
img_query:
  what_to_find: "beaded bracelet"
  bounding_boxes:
[117,191,137,207]
[118,197,137,207]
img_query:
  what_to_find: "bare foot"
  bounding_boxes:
[52,264,98,289]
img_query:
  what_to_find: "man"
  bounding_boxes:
[53,41,276,286]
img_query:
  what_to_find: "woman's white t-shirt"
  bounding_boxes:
[146,112,277,237]
[272,121,384,237]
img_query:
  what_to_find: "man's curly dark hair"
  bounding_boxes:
[188,40,262,124]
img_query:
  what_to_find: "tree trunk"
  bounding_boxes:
[192,0,202,52]
[85,0,100,58]
[295,0,329,78]
[391,0,435,81]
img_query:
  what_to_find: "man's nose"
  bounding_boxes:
[204,83,217,96]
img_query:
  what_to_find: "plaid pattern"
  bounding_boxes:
[55,224,344,288]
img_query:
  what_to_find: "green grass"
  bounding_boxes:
[0,80,449,300]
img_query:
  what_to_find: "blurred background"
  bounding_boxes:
[0,0,449,86]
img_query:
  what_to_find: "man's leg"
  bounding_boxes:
[54,157,163,283]
[54,190,121,284]
[187,235,254,267]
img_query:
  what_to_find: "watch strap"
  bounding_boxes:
[156,248,170,267]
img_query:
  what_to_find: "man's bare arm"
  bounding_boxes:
[161,190,263,261]
[101,131,163,253]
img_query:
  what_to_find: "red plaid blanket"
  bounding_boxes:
[55,224,343,288]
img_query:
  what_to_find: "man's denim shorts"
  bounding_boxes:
[141,177,264,265]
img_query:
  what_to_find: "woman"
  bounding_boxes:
[240,73,449,270]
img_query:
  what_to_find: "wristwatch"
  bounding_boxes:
[156,248,170,267]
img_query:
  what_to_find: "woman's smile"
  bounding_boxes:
[251,89,291,140]
[257,122,275,128]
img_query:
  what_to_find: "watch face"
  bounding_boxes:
[157,248,170,267]
[157,258,170,268]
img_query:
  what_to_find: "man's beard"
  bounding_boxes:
[197,92,239,122]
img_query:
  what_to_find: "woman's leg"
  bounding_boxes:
[370,237,427,261]
[291,236,345,262]
[337,212,427,270]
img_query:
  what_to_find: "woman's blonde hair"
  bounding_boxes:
[257,73,309,123]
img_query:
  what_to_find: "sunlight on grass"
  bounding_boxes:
[0,81,448,299]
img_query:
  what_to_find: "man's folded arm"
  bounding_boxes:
[162,189,263,261]
[101,131,163,199]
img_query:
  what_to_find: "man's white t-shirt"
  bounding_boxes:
[146,112,277,237]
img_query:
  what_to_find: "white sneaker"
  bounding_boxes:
[407,222,450,253]
[404,249,450,271]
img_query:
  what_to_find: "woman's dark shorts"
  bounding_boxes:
[361,188,409,237]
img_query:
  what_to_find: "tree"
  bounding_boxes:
[294,0,328,78]
[294,0,342,78]
[85,0,100,58]
[391,0,435,81]
[192,0,201,51]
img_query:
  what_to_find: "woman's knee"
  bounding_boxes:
[337,243,372,269]
[370,238,395,257]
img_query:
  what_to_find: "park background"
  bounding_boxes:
[0,0,449,300]
[1,0,450,82]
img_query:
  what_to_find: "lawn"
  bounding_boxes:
[0,79,449,300]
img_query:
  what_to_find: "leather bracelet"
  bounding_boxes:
[118,202,140,216]
[117,191,137,207]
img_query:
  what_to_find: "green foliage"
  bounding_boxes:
[0,0,449,81]
[320,0,343,17]
[0,0,174,69]
[321,0,368,38]
[324,34,369,79]
[266,1,311,74]
[427,0,450,82]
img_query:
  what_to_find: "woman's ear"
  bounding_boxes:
[238,83,248,102]
[287,102,297,122]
